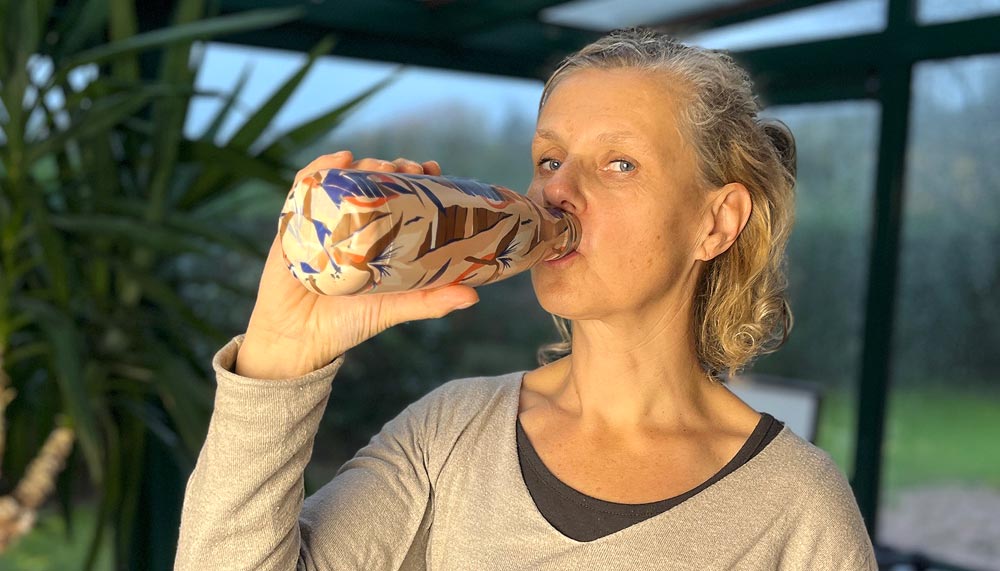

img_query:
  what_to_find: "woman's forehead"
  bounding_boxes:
[533,128,643,145]
[542,68,683,116]
[534,73,686,151]
[546,67,684,103]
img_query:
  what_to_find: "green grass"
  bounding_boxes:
[816,385,1000,502]
[0,503,112,571]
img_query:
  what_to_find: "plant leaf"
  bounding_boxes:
[181,139,291,188]
[24,299,105,483]
[26,89,156,164]
[58,7,304,74]
[108,0,139,79]
[108,196,268,261]
[260,70,400,163]
[229,35,336,151]
[144,338,212,461]
[4,341,49,368]
[143,0,205,227]
[19,176,73,304]
[110,260,229,345]
[82,407,118,571]
[49,0,110,61]
[199,63,253,144]
[49,213,214,256]
[180,35,337,207]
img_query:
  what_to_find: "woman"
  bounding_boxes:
[176,28,875,569]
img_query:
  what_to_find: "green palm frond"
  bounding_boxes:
[0,0,391,568]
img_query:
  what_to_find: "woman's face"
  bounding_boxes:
[528,67,711,322]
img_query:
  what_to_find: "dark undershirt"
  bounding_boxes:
[516,412,784,542]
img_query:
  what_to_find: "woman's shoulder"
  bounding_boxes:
[755,427,869,526]
[399,369,525,436]
[418,369,524,407]
[749,428,876,567]
[764,428,853,492]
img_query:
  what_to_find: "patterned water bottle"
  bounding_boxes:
[278,168,581,296]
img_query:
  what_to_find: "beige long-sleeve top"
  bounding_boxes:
[175,334,877,570]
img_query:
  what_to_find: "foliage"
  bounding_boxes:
[0,501,112,571]
[0,0,389,567]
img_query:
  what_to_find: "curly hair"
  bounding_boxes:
[535,27,796,380]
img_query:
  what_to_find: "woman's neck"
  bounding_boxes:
[549,300,717,433]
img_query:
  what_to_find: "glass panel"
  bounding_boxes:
[540,0,746,32]
[752,102,880,473]
[918,0,1000,24]
[879,53,1000,570]
[685,0,885,51]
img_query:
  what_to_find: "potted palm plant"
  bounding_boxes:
[0,1,393,568]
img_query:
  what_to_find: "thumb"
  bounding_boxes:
[381,285,480,325]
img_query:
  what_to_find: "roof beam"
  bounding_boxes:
[218,0,577,42]
[756,74,875,106]
[215,18,599,79]
[215,2,1000,82]
[735,12,1000,95]
[432,0,578,34]
[654,0,843,33]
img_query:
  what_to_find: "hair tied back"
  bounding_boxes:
[761,119,797,179]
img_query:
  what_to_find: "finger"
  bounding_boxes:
[391,158,424,174]
[296,150,354,183]
[352,157,396,172]
[380,285,479,325]
[421,160,442,176]
[258,232,301,293]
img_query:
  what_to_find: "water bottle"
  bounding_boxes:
[278,168,581,296]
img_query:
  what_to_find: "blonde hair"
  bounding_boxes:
[535,28,796,379]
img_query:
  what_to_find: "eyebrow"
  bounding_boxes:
[533,128,645,147]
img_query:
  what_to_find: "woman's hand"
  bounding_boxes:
[235,150,479,379]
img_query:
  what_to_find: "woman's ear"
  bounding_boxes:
[696,183,752,262]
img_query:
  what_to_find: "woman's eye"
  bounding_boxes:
[610,159,636,172]
[537,157,561,171]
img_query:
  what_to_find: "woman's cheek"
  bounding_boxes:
[525,181,546,204]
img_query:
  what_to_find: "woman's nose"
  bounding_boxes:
[540,166,584,214]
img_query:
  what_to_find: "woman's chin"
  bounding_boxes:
[532,288,588,320]
[531,266,607,316]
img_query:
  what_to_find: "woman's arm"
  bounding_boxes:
[175,335,346,570]
[175,151,478,570]
[176,335,442,570]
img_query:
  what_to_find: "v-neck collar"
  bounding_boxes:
[498,371,791,546]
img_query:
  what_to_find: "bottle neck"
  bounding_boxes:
[544,211,581,261]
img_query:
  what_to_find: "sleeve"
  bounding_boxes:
[779,449,878,571]
[175,334,436,571]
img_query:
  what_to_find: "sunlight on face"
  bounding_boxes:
[528,68,711,321]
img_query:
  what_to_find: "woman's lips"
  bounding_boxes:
[544,250,580,267]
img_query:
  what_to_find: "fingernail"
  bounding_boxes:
[453,300,478,310]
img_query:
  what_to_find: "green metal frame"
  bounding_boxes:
[655,0,844,32]
[215,0,603,78]
[730,2,999,542]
